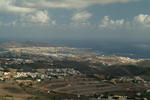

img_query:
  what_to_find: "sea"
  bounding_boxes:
[0,39,150,59]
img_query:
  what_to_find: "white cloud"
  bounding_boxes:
[0,10,53,27]
[0,0,57,27]
[0,0,36,14]
[0,0,140,15]
[134,14,150,28]
[18,10,54,26]
[72,11,92,22]
[99,16,124,29]
[0,0,142,28]
[21,0,140,9]
[70,11,92,28]
[28,11,50,23]
[99,14,150,30]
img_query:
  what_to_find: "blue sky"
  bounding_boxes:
[0,0,150,42]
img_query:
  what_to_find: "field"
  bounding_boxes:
[0,81,30,100]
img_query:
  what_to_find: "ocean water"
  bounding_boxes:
[43,39,150,59]
[0,39,150,59]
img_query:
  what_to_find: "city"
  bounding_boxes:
[0,0,150,100]
[0,41,150,100]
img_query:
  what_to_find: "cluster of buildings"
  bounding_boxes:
[5,46,144,66]
[6,47,83,58]
[95,56,142,66]
[0,68,81,82]
[110,76,148,84]
[96,95,148,100]
[0,58,33,66]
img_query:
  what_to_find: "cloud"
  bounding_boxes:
[0,0,140,15]
[26,11,50,23]
[70,11,92,28]
[134,14,150,28]
[0,10,56,27]
[0,0,141,28]
[21,0,140,9]
[0,0,56,27]
[0,10,53,27]
[99,16,124,29]
[0,0,36,14]
[17,10,56,26]
[99,14,150,30]
[72,11,92,22]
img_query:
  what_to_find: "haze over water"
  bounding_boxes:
[0,38,150,59]
[0,0,150,58]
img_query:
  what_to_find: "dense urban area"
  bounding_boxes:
[0,41,150,100]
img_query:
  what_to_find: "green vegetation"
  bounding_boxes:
[4,94,13,97]
[0,94,14,100]
[27,95,56,100]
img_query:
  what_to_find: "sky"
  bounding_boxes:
[0,0,150,42]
